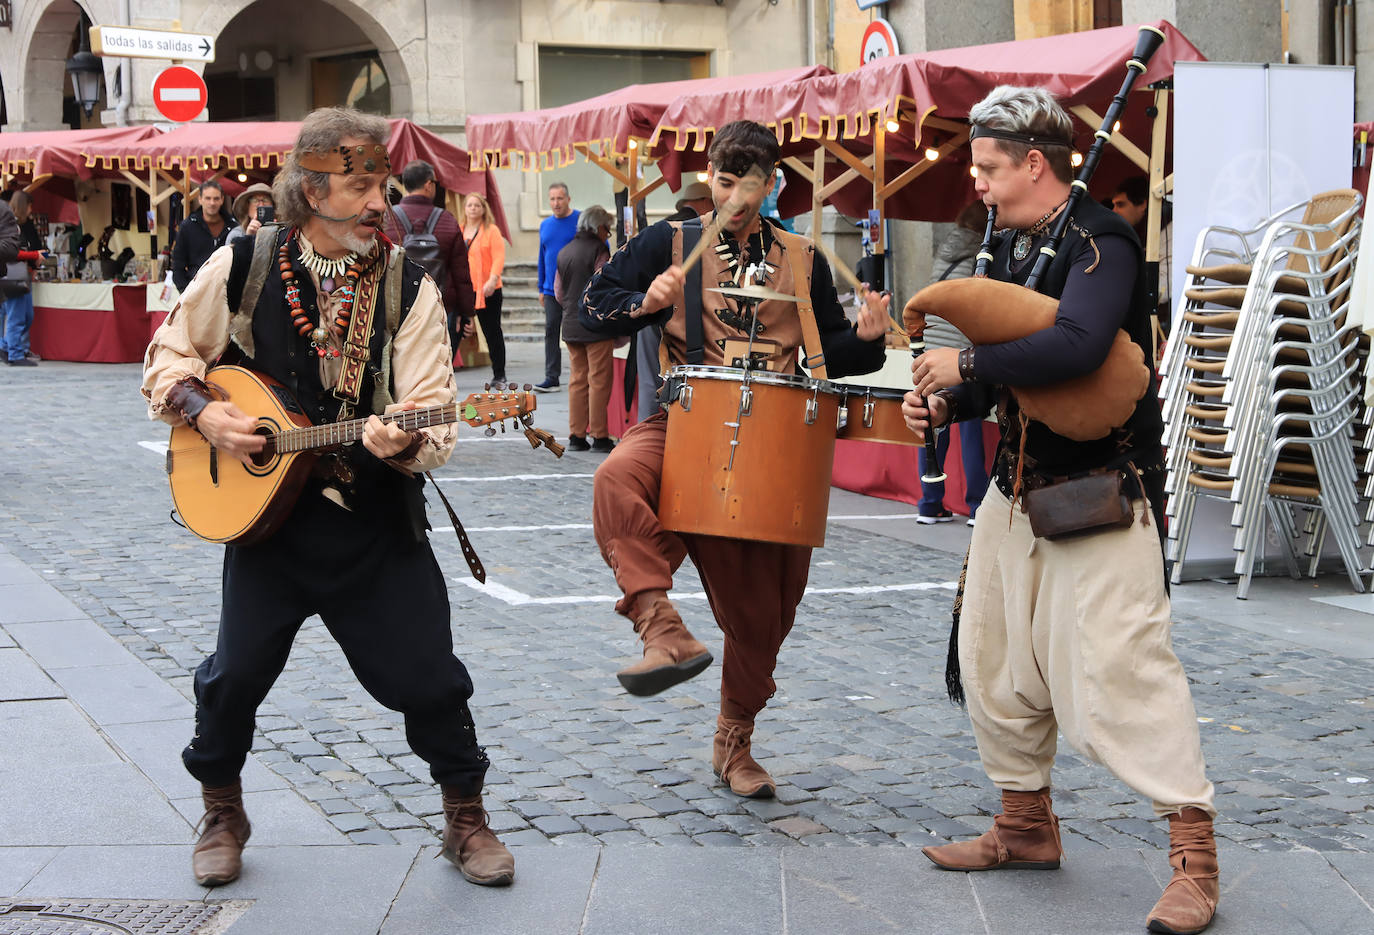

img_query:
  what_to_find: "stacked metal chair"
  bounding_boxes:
[1161,189,1366,597]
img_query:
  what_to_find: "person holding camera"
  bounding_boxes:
[226,183,276,245]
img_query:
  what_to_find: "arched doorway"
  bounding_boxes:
[20,0,105,130]
[199,0,410,121]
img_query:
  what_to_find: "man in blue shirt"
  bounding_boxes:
[535,182,580,391]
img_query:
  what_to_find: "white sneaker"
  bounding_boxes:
[967,517,976,527]
[915,512,953,525]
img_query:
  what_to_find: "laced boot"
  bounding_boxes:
[922,787,1062,871]
[616,597,712,696]
[712,715,776,799]
[192,781,251,886]
[1147,808,1219,934]
[440,788,515,886]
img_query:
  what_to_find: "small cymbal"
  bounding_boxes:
[707,283,800,304]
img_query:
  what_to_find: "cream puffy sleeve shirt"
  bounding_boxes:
[141,242,458,474]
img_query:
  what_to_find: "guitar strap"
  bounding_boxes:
[333,248,388,407]
[424,472,486,583]
[228,224,282,358]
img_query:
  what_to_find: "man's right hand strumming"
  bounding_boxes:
[637,265,684,317]
[196,401,265,465]
[901,390,948,444]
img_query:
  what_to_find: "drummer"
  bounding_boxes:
[580,119,889,798]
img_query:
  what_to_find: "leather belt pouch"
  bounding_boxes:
[1025,470,1134,540]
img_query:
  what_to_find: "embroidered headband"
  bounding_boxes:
[297,143,392,176]
[969,124,1072,149]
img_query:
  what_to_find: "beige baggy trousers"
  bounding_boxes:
[960,484,1216,818]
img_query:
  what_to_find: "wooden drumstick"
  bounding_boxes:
[810,234,907,337]
[679,165,770,274]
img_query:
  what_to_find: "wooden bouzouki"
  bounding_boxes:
[166,365,543,545]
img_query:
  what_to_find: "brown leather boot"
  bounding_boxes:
[440,789,515,886]
[712,715,776,799]
[616,597,712,696]
[1147,807,1219,934]
[922,787,1062,871]
[192,781,251,887]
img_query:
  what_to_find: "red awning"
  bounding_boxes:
[0,126,162,179]
[79,119,509,239]
[465,65,833,172]
[656,20,1205,222]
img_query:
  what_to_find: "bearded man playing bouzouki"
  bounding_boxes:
[141,108,514,890]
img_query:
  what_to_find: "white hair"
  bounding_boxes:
[968,85,1075,182]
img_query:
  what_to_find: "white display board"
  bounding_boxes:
[1170,62,1354,578]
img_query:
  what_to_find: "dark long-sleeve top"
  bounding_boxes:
[579,218,886,380]
[383,194,476,322]
[0,201,18,264]
[962,233,1137,387]
[171,210,236,292]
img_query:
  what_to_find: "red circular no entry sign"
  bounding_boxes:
[152,66,207,123]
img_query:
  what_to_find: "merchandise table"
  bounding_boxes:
[29,282,175,363]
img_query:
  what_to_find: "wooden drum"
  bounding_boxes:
[659,366,842,548]
[837,385,917,446]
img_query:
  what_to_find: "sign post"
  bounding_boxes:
[90,25,216,63]
[151,66,208,123]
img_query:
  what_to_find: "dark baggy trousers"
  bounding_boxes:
[182,488,489,794]
[592,413,811,721]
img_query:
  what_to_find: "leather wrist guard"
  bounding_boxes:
[389,430,424,464]
[166,375,214,429]
[957,347,976,382]
[933,388,959,427]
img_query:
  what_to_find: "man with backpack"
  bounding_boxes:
[384,160,476,357]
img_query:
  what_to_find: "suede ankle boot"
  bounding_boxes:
[616,597,712,696]
[441,788,515,886]
[192,781,251,886]
[922,787,1062,871]
[712,715,776,798]
[1147,807,1219,934]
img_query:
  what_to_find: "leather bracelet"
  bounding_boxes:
[388,430,424,464]
[957,347,976,382]
[166,375,213,429]
[933,388,959,427]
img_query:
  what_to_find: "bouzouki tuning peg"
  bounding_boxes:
[484,426,496,437]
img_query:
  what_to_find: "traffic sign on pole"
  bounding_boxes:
[152,66,208,123]
[860,18,901,66]
[91,25,216,63]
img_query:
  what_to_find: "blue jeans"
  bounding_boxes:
[917,418,990,517]
[2,291,34,362]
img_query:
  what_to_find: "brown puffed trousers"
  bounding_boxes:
[592,413,811,720]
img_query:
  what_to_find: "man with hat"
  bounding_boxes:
[142,106,515,891]
[226,182,275,245]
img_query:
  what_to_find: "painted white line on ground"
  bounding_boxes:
[139,440,169,454]
[434,473,596,482]
[451,578,955,605]
[433,523,592,533]
[829,513,923,521]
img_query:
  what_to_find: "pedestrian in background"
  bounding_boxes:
[383,160,476,361]
[556,205,616,452]
[535,181,579,392]
[461,192,508,384]
[1,190,44,367]
[170,180,235,292]
[916,201,991,525]
[226,183,276,245]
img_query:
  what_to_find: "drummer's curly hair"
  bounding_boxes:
[275,107,391,228]
[968,86,1075,184]
[708,120,780,178]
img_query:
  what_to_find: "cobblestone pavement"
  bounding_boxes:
[1,353,1371,857]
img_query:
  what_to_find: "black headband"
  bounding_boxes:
[970,124,1072,149]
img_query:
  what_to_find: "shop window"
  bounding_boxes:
[312,52,390,115]
[207,74,277,121]
[537,46,709,217]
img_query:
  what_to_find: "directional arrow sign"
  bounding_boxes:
[90,25,216,63]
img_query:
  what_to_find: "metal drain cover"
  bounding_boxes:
[0,900,239,935]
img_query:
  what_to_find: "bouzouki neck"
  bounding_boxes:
[269,404,458,455]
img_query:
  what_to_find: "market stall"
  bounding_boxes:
[2,120,506,364]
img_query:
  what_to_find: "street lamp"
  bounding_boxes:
[65,42,103,117]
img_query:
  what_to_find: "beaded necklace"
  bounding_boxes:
[279,230,363,358]
[1012,199,1068,262]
